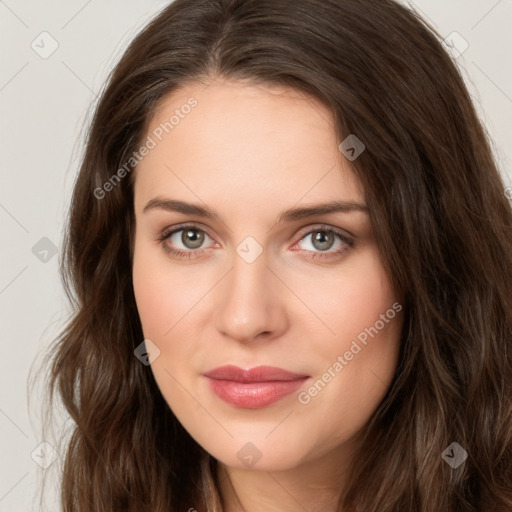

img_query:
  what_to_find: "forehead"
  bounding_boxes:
[134,78,364,212]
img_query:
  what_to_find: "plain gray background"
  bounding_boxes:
[1,1,511,510]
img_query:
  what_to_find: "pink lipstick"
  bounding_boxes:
[203,365,309,409]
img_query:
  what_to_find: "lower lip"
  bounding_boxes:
[205,377,308,409]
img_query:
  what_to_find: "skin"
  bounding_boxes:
[132,77,404,512]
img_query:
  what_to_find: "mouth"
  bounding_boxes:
[202,365,310,409]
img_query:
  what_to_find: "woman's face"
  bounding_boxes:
[132,77,404,472]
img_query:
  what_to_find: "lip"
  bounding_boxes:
[203,365,310,409]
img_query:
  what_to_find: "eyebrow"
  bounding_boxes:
[142,197,369,223]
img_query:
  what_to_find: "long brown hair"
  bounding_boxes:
[40,0,512,510]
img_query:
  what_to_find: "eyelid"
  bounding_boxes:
[293,223,354,243]
[159,222,215,241]
[159,222,352,243]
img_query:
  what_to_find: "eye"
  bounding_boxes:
[292,225,354,260]
[158,223,355,261]
[159,224,216,259]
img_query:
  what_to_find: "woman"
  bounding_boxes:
[43,0,512,510]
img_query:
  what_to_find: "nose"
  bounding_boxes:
[214,249,288,343]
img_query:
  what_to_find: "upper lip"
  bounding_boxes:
[203,365,309,382]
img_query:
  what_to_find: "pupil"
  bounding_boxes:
[313,231,333,251]
[183,229,204,249]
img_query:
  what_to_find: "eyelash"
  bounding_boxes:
[157,223,355,261]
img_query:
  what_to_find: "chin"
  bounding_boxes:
[201,436,310,472]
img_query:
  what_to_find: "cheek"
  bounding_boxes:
[132,249,168,339]
[132,244,219,402]
[132,241,207,339]
[296,250,403,428]
[132,248,202,406]
[297,247,401,359]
